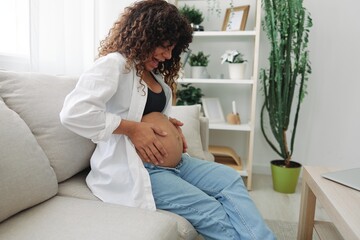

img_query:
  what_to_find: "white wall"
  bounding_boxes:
[97,0,360,173]
[285,0,360,168]
[95,0,134,52]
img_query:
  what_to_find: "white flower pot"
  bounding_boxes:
[228,63,246,80]
[191,66,209,79]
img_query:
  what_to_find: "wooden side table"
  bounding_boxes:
[297,166,360,240]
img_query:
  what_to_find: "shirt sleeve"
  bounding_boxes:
[60,54,125,143]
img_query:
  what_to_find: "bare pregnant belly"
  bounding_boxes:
[141,112,183,167]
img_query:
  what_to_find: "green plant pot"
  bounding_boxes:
[271,160,302,193]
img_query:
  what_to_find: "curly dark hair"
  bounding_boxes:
[98,0,193,92]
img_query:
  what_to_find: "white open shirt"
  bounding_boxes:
[60,52,173,210]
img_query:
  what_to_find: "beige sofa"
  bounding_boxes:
[0,70,214,240]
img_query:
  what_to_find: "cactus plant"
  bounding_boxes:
[260,0,313,168]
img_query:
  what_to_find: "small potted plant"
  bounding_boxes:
[189,51,210,79]
[179,5,204,31]
[176,83,204,106]
[221,50,247,79]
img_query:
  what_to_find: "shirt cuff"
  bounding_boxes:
[92,113,122,143]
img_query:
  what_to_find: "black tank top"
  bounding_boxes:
[143,88,166,115]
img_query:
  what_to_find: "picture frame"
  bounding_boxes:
[222,5,250,31]
[201,98,225,123]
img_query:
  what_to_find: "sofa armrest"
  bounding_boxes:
[199,117,209,152]
[199,116,214,162]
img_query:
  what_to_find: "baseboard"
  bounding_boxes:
[252,164,272,175]
[252,164,304,186]
[214,157,303,180]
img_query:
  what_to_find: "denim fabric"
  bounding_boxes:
[144,154,276,240]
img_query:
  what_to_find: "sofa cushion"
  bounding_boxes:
[157,210,199,240]
[57,169,100,201]
[58,170,200,240]
[0,71,96,182]
[0,97,58,223]
[0,196,178,240]
[170,105,206,160]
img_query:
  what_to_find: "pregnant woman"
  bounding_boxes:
[60,0,274,239]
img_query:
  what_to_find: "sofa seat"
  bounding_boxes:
[58,170,200,240]
[0,196,178,240]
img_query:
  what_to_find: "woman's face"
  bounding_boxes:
[144,43,175,71]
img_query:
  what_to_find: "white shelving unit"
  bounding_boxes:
[190,31,256,37]
[175,0,262,190]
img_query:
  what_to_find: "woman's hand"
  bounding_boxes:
[169,117,188,153]
[115,120,168,165]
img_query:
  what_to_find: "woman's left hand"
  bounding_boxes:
[169,117,188,153]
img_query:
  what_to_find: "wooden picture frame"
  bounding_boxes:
[222,5,250,31]
[201,98,225,123]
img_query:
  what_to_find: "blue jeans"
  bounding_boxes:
[144,154,276,240]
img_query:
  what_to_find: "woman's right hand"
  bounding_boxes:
[115,120,168,165]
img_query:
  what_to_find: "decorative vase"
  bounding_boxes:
[271,160,302,193]
[228,63,246,80]
[191,66,209,79]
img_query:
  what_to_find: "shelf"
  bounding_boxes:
[209,122,251,131]
[193,31,256,37]
[178,78,254,84]
[175,0,262,191]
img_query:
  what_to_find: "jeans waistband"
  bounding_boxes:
[143,154,188,173]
